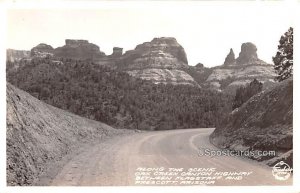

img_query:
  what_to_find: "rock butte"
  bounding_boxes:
[8,38,277,92]
[205,42,276,92]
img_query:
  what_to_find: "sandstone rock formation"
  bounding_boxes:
[31,43,54,58]
[6,49,30,62]
[223,48,235,65]
[210,78,293,166]
[117,37,198,86]
[127,69,196,86]
[7,37,198,86]
[119,37,188,70]
[236,42,266,65]
[111,47,123,57]
[54,39,105,60]
[195,63,204,68]
[7,38,277,90]
[205,42,276,92]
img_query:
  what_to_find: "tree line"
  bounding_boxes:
[7,58,232,130]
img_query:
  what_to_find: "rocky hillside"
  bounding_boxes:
[31,43,54,58]
[6,49,30,62]
[6,83,131,185]
[210,78,293,166]
[116,37,198,86]
[184,63,213,88]
[203,42,276,92]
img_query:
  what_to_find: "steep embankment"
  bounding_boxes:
[6,83,131,185]
[210,79,293,166]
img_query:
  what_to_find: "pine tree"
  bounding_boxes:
[232,79,263,109]
[273,27,293,81]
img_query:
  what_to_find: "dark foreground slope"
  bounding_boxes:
[6,83,131,185]
[210,78,292,166]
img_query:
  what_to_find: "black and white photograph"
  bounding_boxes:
[0,0,299,192]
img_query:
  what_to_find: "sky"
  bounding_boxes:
[6,2,295,67]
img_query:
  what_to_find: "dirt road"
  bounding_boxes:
[47,128,292,186]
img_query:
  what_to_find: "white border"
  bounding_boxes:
[0,1,299,193]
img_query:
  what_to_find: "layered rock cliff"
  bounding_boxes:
[205,42,276,92]
[119,37,188,69]
[117,37,198,86]
[6,38,198,86]
[7,39,277,89]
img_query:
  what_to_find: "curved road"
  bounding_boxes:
[49,128,292,186]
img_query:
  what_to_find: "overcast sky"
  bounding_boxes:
[6,2,295,67]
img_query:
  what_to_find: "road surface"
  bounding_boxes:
[46,128,292,186]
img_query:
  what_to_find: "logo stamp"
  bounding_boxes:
[272,161,293,181]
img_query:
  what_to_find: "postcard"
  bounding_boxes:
[1,1,299,193]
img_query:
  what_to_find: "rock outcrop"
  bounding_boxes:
[195,63,204,68]
[223,48,235,65]
[6,49,30,62]
[205,42,276,92]
[7,37,199,86]
[8,39,277,90]
[111,47,123,57]
[210,78,293,166]
[127,69,196,86]
[6,83,130,185]
[31,43,54,58]
[236,42,259,64]
[119,37,188,70]
[117,37,198,86]
[54,39,105,60]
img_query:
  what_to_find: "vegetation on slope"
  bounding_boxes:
[7,58,232,130]
[210,79,293,166]
[232,79,263,110]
